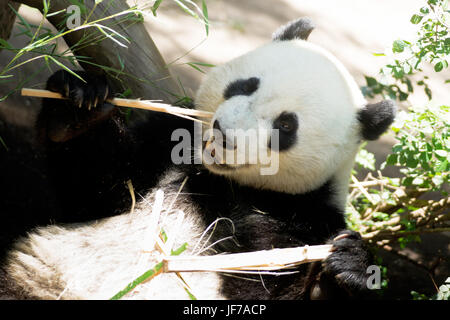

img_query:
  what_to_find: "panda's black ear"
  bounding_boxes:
[272,17,315,41]
[357,100,397,140]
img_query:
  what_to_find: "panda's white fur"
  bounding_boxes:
[8,170,226,299]
[197,39,366,208]
[5,19,390,300]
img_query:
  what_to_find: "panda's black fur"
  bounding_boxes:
[0,18,396,299]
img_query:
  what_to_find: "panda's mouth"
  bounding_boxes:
[202,138,251,173]
[208,162,249,172]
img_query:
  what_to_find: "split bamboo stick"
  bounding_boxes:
[163,244,332,273]
[21,88,213,119]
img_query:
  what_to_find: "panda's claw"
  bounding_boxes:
[332,232,350,242]
[42,69,115,142]
[321,230,373,296]
[46,69,112,110]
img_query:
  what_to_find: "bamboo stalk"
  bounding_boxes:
[21,88,214,119]
[163,244,332,273]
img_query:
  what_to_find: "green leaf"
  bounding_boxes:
[171,242,188,256]
[94,24,129,48]
[435,61,444,72]
[0,39,12,49]
[186,62,206,73]
[436,159,448,172]
[435,149,448,158]
[399,91,409,101]
[188,61,215,68]
[373,212,389,221]
[47,56,86,83]
[365,76,378,87]
[424,87,433,100]
[110,262,164,300]
[403,176,414,186]
[411,14,423,24]
[420,6,430,14]
[117,53,125,70]
[202,0,209,36]
[8,3,32,36]
[386,153,398,165]
[45,9,67,18]
[174,0,200,20]
[406,156,419,168]
[392,40,408,53]
[0,135,8,151]
[42,0,49,14]
[109,242,188,300]
[151,0,163,16]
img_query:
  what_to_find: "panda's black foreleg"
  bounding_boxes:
[309,230,376,299]
[37,69,115,143]
[34,69,143,221]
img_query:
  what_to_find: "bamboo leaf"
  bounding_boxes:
[93,24,129,48]
[47,56,86,83]
[202,0,209,36]
[151,0,164,16]
[110,262,164,300]
[0,136,8,151]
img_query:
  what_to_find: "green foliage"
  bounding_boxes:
[348,106,449,249]
[355,142,376,171]
[362,0,450,101]
[350,2,449,298]
[383,105,449,192]
[0,2,146,101]
[110,241,190,300]
[0,0,211,102]
[350,1,449,246]
[110,261,164,300]
[151,0,210,36]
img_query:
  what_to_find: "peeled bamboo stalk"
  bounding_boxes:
[163,244,332,273]
[21,88,213,119]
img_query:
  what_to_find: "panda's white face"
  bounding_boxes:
[195,39,367,203]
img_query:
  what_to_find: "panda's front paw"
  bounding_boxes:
[322,230,372,296]
[46,69,112,110]
[40,70,115,143]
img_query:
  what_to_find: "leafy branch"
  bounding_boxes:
[362,0,450,101]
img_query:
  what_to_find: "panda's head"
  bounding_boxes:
[195,18,395,204]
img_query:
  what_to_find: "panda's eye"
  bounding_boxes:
[279,120,293,132]
[273,112,298,133]
[271,112,298,151]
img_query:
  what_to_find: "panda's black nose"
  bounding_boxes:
[213,119,222,133]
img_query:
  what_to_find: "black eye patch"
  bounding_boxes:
[224,77,260,100]
[270,112,298,151]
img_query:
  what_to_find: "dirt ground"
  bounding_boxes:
[0,0,448,299]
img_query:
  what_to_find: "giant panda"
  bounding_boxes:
[1,18,396,300]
